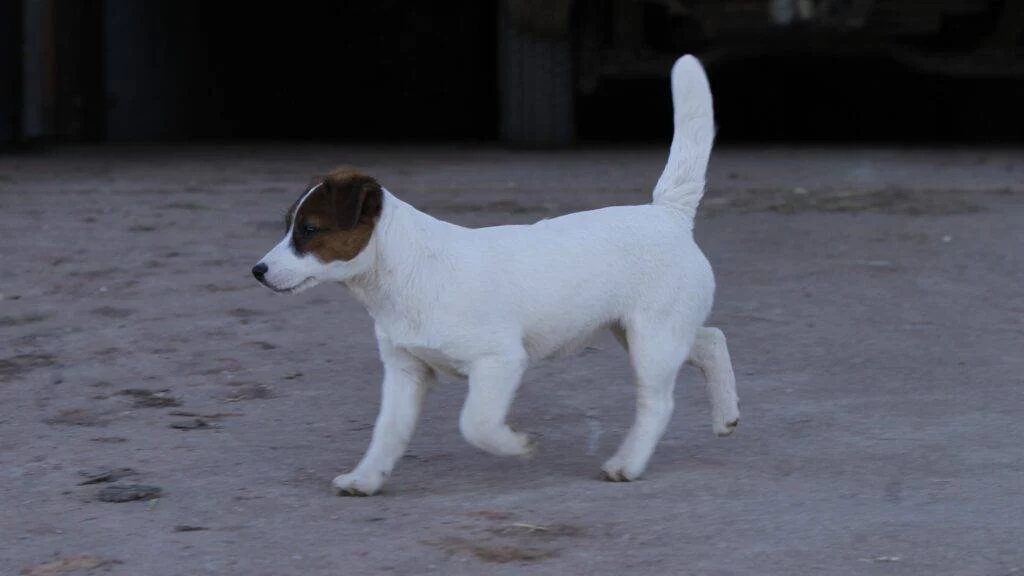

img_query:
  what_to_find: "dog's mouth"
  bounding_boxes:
[269,277,317,294]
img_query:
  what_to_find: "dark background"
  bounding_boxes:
[2,0,1023,149]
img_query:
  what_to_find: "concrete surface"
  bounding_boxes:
[1,145,1022,575]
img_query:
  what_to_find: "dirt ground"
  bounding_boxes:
[1,145,1022,576]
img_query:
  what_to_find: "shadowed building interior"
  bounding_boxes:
[2,0,1023,148]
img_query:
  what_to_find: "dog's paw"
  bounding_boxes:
[600,457,644,482]
[714,416,739,437]
[462,424,535,458]
[713,407,740,437]
[511,431,537,459]
[483,430,535,458]
[332,471,385,497]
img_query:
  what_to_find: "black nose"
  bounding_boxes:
[252,263,268,281]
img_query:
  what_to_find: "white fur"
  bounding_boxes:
[256,55,739,495]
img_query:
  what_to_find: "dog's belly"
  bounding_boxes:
[406,347,469,379]
[401,323,604,378]
[524,322,608,362]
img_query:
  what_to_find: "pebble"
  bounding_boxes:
[97,484,163,502]
[170,418,213,430]
[77,467,138,485]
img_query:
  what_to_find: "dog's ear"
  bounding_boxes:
[324,173,383,230]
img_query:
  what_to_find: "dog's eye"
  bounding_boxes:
[300,224,319,237]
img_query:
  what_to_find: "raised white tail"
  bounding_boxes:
[651,55,715,223]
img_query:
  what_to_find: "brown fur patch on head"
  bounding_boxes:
[288,170,383,262]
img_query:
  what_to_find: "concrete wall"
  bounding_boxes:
[0,0,23,145]
[4,1,495,144]
[103,0,219,140]
[21,0,46,140]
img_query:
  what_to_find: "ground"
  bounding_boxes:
[1,145,1022,576]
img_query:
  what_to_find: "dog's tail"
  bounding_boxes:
[651,55,715,223]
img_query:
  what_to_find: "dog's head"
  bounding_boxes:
[252,169,383,293]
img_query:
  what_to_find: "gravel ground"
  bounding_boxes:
[1,145,1022,576]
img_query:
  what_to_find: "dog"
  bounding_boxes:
[252,55,739,496]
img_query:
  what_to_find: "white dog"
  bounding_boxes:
[253,55,738,496]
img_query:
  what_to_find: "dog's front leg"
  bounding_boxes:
[333,344,433,496]
[459,351,533,457]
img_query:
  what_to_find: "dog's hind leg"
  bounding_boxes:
[612,324,738,437]
[460,350,533,457]
[686,326,739,436]
[333,343,434,496]
[602,321,692,482]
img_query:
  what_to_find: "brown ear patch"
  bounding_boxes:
[284,175,327,231]
[289,169,383,263]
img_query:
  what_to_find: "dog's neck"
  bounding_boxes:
[343,190,455,324]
